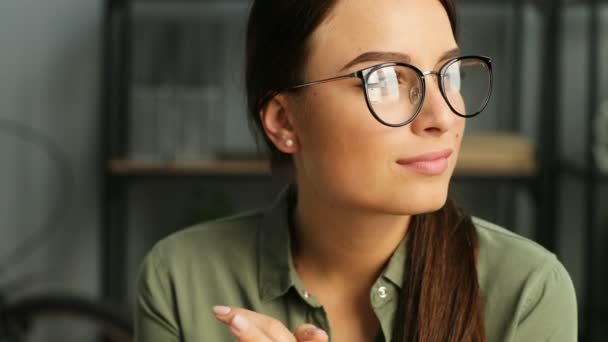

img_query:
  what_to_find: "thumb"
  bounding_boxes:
[294,324,329,342]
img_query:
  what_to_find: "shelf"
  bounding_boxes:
[109,159,269,176]
[109,133,537,178]
[455,133,536,177]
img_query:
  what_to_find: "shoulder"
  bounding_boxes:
[141,209,265,278]
[135,209,272,341]
[472,216,556,270]
[162,209,263,249]
[472,216,566,288]
[472,217,577,340]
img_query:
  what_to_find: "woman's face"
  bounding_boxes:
[290,0,464,215]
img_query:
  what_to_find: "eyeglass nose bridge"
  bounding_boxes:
[415,70,452,116]
[419,70,446,96]
[421,70,441,81]
[420,70,444,89]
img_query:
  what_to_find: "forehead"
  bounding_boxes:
[307,0,457,74]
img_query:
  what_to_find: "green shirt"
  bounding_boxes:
[135,187,578,341]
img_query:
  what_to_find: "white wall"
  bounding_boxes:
[0,0,102,340]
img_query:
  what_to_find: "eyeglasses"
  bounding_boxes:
[286,55,493,127]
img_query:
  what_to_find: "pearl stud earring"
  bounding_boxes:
[285,139,294,147]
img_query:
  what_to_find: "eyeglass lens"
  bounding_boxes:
[364,58,491,125]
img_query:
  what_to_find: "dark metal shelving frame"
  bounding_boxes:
[583,0,605,339]
[555,0,606,338]
[100,0,132,307]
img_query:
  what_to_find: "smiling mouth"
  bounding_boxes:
[396,149,453,176]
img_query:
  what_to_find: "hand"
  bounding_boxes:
[213,305,329,342]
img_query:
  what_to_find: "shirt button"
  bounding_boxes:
[377,286,388,299]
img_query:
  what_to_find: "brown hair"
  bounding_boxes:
[245,1,486,341]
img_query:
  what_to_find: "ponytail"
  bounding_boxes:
[394,198,485,342]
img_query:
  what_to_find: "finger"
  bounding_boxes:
[228,313,274,342]
[213,305,295,342]
[294,324,329,342]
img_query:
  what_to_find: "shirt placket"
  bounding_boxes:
[371,279,400,342]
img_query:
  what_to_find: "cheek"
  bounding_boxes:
[296,89,392,188]
[447,92,466,114]
[444,117,466,177]
[299,87,381,151]
[454,117,466,148]
[294,90,465,214]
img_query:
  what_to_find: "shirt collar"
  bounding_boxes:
[258,185,409,302]
[381,233,408,288]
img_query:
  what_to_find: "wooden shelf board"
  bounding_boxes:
[109,133,537,178]
[109,159,270,176]
[455,133,536,176]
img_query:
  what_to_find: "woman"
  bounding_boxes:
[135,0,578,341]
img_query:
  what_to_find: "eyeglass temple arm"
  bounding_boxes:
[286,71,360,90]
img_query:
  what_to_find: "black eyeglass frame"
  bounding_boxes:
[285,55,493,127]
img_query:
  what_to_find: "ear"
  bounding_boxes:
[259,93,299,153]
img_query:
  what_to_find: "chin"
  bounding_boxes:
[411,197,448,215]
[385,183,450,215]
[425,197,449,213]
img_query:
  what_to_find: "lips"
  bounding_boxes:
[396,149,453,176]
[396,149,453,165]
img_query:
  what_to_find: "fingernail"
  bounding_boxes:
[303,327,317,337]
[304,327,327,339]
[316,329,328,338]
[213,305,231,315]
[232,314,249,333]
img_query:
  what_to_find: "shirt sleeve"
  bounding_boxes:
[514,257,578,341]
[134,244,180,342]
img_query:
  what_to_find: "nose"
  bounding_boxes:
[409,72,458,136]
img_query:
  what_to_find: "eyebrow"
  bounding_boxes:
[339,47,462,72]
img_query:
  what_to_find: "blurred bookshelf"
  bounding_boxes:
[100,0,606,340]
[101,0,554,294]
[108,133,536,178]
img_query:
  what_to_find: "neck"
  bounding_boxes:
[290,186,410,295]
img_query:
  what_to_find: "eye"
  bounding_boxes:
[395,71,408,85]
[409,86,421,104]
[395,69,419,87]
